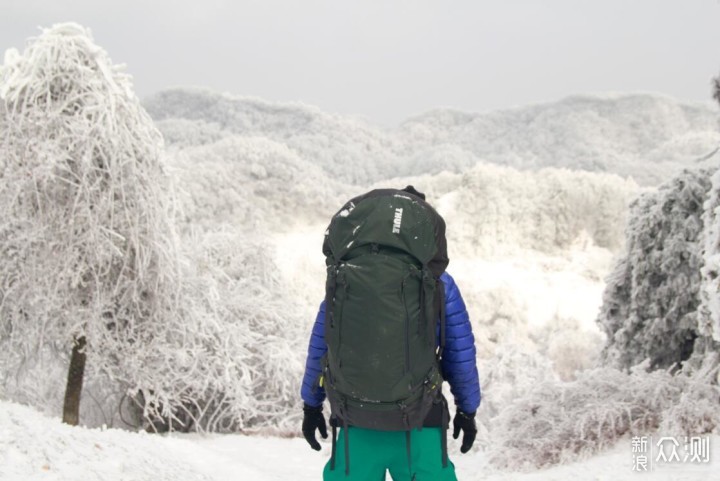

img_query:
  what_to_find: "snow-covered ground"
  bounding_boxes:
[3,26,719,481]
[1,401,717,481]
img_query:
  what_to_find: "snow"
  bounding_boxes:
[393,193,414,200]
[1,400,718,481]
[3,22,720,481]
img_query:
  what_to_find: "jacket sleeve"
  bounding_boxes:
[300,301,327,407]
[440,272,481,414]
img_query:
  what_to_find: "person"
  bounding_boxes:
[300,186,481,481]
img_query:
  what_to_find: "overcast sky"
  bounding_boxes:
[2,0,720,126]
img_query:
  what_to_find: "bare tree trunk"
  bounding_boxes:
[62,336,87,425]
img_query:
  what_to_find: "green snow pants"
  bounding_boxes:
[322,426,457,481]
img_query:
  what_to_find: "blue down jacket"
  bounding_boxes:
[301,271,481,414]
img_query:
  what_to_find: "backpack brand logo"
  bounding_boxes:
[392,208,403,234]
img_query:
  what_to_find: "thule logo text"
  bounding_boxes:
[392,208,403,234]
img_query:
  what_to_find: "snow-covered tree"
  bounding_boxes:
[443,162,637,257]
[169,135,348,233]
[597,169,713,370]
[0,24,312,434]
[699,165,720,344]
[0,24,181,425]
[700,72,720,344]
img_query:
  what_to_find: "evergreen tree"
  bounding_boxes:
[700,167,720,344]
[597,169,712,369]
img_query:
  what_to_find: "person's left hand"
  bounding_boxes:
[452,410,477,453]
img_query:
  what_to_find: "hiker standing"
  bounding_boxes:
[301,186,481,480]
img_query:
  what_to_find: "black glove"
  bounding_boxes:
[302,403,328,451]
[452,410,477,453]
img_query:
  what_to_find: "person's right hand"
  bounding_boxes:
[302,403,328,451]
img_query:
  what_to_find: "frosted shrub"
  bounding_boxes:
[488,357,720,471]
[169,136,348,233]
[465,286,530,352]
[448,163,638,256]
[476,345,557,425]
[660,353,720,436]
[660,383,720,437]
[488,365,684,470]
[170,230,307,432]
[530,315,604,381]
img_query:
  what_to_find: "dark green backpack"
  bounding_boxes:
[321,187,449,434]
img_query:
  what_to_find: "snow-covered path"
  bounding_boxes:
[1,401,717,481]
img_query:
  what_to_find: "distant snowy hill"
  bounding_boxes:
[145,88,402,185]
[145,88,720,186]
[398,94,720,185]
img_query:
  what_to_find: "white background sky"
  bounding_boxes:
[2,0,720,126]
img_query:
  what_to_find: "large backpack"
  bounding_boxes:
[321,186,449,437]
